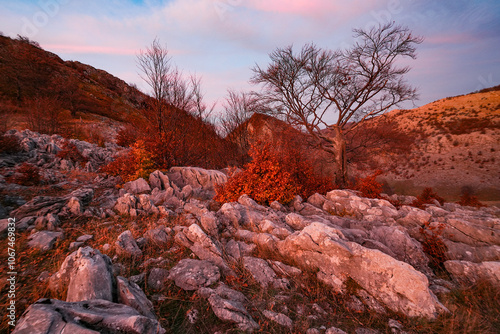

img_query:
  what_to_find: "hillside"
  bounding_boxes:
[0,35,147,136]
[368,89,500,203]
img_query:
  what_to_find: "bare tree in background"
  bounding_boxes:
[219,90,269,163]
[252,23,423,185]
[137,39,215,131]
[137,38,171,135]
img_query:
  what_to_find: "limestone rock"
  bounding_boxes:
[278,222,446,318]
[117,276,157,319]
[149,170,170,190]
[12,298,165,334]
[262,310,293,329]
[168,166,227,191]
[48,247,114,302]
[243,256,290,289]
[147,268,169,291]
[444,260,500,286]
[116,230,142,258]
[123,178,151,195]
[168,259,220,291]
[28,231,64,251]
[199,284,259,332]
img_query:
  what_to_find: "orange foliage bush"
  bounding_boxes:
[56,142,88,167]
[0,133,21,154]
[412,187,445,208]
[352,170,383,198]
[101,140,156,183]
[215,142,333,205]
[11,162,42,186]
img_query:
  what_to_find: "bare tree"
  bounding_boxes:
[218,90,268,164]
[137,38,171,135]
[251,23,423,185]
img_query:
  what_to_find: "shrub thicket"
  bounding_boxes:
[215,142,333,205]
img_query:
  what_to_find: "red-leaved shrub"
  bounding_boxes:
[352,170,383,198]
[0,133,22,154]
[215,142,333,205]
[11,162,41,186]
[457,192,484,208]
[101,140,156,183]
[412,187,445,208]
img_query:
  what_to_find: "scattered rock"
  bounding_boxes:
[444,260,500,286]
[147,268,169,291]
[243,256,290,289]
[116,230,143,258]
[117,276,157,319]
[168,259,220,291]
[27,231,64,251]
[262,310,293,329]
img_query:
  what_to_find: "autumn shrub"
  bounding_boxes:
[215,143,300,205]
[0,133,22,154]
[101,140,156,183]
[11,162,42,186]
[412,187,445,208]
[56,142,89,167]
[116,125,139,147]
[352,170,383,198]
[457,188,484,208]
[419,221,448,270]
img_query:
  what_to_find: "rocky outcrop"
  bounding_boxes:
[168,166,227,191]
[12,298,165,334]
[277,222,446,318]
[11,188,94,219]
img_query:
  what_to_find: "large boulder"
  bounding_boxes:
[168,167,227,191]
[12,298,165,334]
[278,222,446,318]
[48,247,114,302]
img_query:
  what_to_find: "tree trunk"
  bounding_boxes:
[332,125,348,187]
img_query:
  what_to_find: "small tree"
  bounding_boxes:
[252,23,423,185]
[137,38,171,135]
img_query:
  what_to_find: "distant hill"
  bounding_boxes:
[363,89,500,203]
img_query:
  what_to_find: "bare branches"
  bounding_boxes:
[137,39,216,133]
[251,22,422,185]
[137,38,171,134]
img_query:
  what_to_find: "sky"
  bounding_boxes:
[1,0,499,118]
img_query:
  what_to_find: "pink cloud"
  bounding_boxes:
[42,44,138,55]
[425,33,475,46]
[245,0,380,19]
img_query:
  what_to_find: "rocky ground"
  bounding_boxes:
[1,130,499,333]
